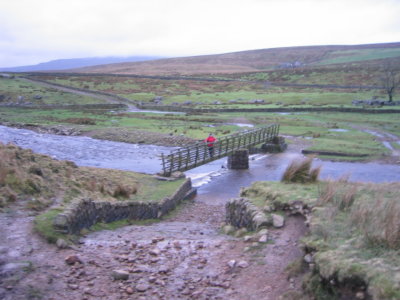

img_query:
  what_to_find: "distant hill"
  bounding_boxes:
[0,56,165,72]
[69,42,400,76]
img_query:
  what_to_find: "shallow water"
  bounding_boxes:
[188,151,400,202]
[0,125,176,174]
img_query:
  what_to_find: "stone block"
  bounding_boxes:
[227,149,249,169]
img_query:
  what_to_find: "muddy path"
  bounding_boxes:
[0,191,307,300]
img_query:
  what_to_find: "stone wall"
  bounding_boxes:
[225,197,311,231]
[138,104,400,114]
[225,198,272,231]
[53,178,194,234]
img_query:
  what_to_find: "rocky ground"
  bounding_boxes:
[0,191,308,300]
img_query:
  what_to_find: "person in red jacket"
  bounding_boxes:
[205,133,217,157]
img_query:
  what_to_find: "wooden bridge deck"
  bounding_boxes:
[161,124,279,176]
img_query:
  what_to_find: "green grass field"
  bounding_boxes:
[315,48,400,65]
[0,77,107,105]
[29,73,396,106]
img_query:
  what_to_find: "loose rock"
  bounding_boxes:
[258,234,268,243]
[227,260,236,268]
[111,269,130,280]
[56,238,69,249]
[237,260,249,268]
[136,283,150,292]
[65,255,82,265]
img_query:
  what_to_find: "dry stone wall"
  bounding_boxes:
[225,198,272,231]
[53,178,194,234]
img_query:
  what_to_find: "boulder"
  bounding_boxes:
[56,238,69,249]
[252,212,270,229]
[272,214,285,228]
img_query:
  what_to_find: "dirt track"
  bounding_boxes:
[0,188,307,300]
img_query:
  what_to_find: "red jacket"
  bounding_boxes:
[205,136,217,147]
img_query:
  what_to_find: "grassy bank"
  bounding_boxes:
[240,179,400,300]
[304,180,400,300]
[0,142,184,240]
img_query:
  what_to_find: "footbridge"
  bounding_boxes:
[161,124,281,176]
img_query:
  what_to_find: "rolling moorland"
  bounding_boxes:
[0,42,400,300]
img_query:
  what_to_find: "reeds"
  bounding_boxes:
[350,184,400,249]
[317,178,358,211]
[281,156,321,183]
[317,179,400,250]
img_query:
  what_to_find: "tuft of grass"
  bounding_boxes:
[26,284,43,300]
[285,257,308,278]
[33,208,69,243]
[113,184,137,198]
[281,156,321,183]
[317,179,358,211]
[350,185,400,249]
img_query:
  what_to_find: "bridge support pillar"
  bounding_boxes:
[228,149,249,169]
[261,136,287,153]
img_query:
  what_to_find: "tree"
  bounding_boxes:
[380,60,400,102]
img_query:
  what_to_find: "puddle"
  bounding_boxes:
[226,123,255,128]
[328,128,348,132]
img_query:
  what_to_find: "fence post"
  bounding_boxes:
[178,149,182,170]
[161,153,166,175]
[169,153,174,175]
[185,148,190,169]
[194,146,199,166]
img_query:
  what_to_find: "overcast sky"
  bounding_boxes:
[1,0,399,68]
